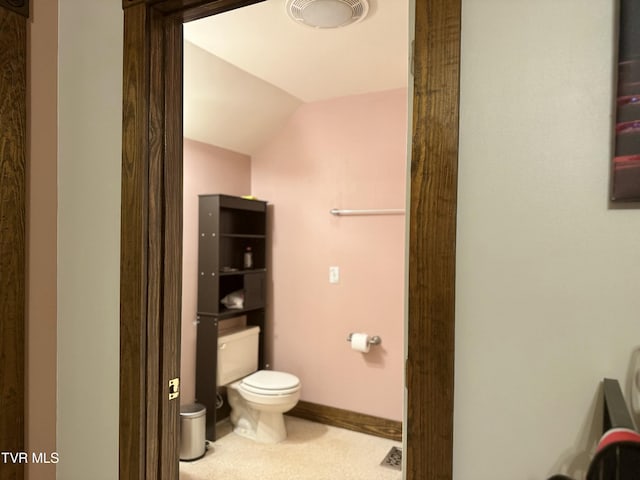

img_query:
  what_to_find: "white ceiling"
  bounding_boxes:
[183,0,409,154]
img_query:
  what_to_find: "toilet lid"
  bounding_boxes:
[241,370,300,395]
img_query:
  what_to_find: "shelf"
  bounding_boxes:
[196,194,268,441]
[220,233,266,239]
[217,306,264,319]
[198,306,265,320]
[217,194,266,212]
[219,268,267,276]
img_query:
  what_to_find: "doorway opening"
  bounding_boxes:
[179,2,408,476]
[119,1,460,479]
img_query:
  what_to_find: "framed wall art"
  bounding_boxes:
[613,0,640,201]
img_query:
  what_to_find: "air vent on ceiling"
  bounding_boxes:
[286,0,370,29]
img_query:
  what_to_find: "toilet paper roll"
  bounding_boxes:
[350,333,370,353]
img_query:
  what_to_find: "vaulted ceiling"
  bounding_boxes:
[183,0,409,155]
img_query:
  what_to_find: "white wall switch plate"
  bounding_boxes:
[329,266,340,284]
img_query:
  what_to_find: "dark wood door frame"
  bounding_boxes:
[119,0,461,479]
[0,3,28,480]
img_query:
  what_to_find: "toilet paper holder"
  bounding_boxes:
[346,333,382,346]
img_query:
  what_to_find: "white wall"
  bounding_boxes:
[455,1,640,479]
[57,0,122,478]
[49,0,640,478]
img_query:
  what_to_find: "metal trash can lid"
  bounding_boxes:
[180,403,206,418]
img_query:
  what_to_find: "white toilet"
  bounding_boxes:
[217,325,301,443]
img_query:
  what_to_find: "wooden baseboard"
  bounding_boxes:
[288,401,402,442]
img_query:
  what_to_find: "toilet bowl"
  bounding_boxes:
[226,370,301,443]
[217,326,301,443]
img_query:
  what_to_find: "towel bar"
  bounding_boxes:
[330,208,405,216]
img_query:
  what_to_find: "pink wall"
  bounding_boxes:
[27,1,58,478]
[252,89,408,421]
[181,138,252,404]
[182,89,408,420]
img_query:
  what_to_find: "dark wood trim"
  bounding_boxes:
[406,0,461,479]
[123,0,264,22]
[145,9,164,478]
[152,0,265,23]
[289,401,402,442]
[0,0,28,18]
[120,3,150,478]
[158,12,183,479]
[123,0,146,8]
[119,0,461,479]
[121,3,186,479]
[0,7,26,480]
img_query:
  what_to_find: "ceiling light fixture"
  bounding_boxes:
[286,0,370,29]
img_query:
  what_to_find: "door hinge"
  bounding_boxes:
[169,377,180,400]
[410,40,415,77]
[405,359,410,389]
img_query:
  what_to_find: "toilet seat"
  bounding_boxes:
[227,370,302,443]
[240,370,300,396]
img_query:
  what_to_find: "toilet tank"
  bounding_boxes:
[217,325,260,385]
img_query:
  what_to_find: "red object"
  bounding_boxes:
[597,428,640,453]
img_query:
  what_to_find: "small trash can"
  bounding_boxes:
[179,403,207,461]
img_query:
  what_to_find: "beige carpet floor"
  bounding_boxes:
[179,416,402,480]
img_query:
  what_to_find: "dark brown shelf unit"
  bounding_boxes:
[195,194,268,441]
[219,267,267,276]
[214,306,265,320]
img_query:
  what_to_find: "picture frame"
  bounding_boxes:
[612,0,640,201]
